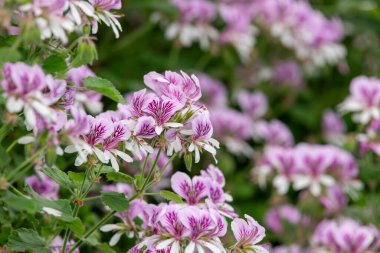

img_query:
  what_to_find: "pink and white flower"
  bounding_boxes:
[231,214,268,253]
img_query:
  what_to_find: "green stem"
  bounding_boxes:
[141,148,162,192]
[6,139,18,153]
[8,184,28,198]
[67,211,116,253]
[82,165,102,198]
[62,164,93,252]
[146,152,177,189]
[83,195,101,202]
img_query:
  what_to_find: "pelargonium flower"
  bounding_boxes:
[272,60,303,88]
[186,113,219,163]
[171,172,208,205]
[253,0,345,68]
[254,120,294,148]
[219,2,257,62]
[166,0,218,49]
[237,90,268,120]
[231,214,268,253]
[293,144,335,196]
[144,71,202,106]
[125,116,156,160]
[89,0,123,38]
[339,76,380,124]
[19,0,75,43]
[311,218,380,253]
[319,185,347,213]
[211,107,253,156]
[102,118,132,171]
[263,146,298,195]
[1,62,65,132]
[179,207,227,253]
[145,96,184,135]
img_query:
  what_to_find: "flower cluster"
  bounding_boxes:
[6,0,123,43]
[197,72,294,157]
[311,218,380,253]
[339,76,380,156]
[164,0,257,61]
[2,63,218,171]
[253,0,346,68]
[101,165,267,253]
[254,144,361,198]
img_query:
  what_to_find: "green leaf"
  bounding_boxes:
[31,191,74,222]
[83,77,125,103]
[42,54,67,73]
[101,191,130,212]
[68,171,86,184]
[99,165,116,174]
[68,217,85,236]
[2,192,37,213]
[41,167,73,190]
[7,228,52,253]
[106,171,134,184]
[159,190,184,203]
[184,153,192,172]
[0,47,21,67]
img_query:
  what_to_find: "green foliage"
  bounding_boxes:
[159,190,184,203]
[41,167,74,190]
[106,171,134,184]
[101,191,130,212]
[0,47,21,68]
[7,228,51,253]
[83,77,125,103]
[42,54,68,74]
[184,153,192,172]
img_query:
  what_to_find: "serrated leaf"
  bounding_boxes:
[41,167,73,190]
[42,54,67,73]
[184,153,192,172]
[2,191,37,213]
[106,171,134,184]
[7,228,51,253]
[0,47,21,67]
[101,191,130,212]
[159,190,184,203]
[83,77,125,103]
